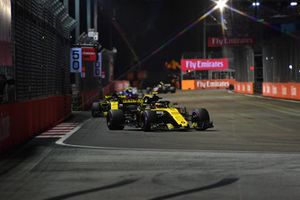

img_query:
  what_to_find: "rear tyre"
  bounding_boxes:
[192,108,211,131]
[146,87,152,94]
[91,102,100,117]
[161,86,167,93]
[169,86,176,93]
[107,110,125,130]
[141,110,156,132]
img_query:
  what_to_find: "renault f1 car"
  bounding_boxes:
[146,82,176,94]
[106,94,213,131]
[91,92,143,117]
[152,82,176,94]
[91,95,115,117]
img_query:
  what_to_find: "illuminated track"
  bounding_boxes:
[62,90,300,153]
[2,90,300,200]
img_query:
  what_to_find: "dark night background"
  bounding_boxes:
[67,0,300,82]
[71,0,218,80]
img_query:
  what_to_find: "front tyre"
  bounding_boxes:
[191,108,213,130]
[141,110,156,132]
[169,86,176,93]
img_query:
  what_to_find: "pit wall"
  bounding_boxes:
[263,82,300,100]
[0,96,71,152]
[234,82,254,94]
[181,79,236,90]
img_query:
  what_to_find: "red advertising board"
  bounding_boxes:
[181,58,229,71]
[263,82,300,100]
[82,47,97,61]
[208,37,254,47]
[234,82,254,94]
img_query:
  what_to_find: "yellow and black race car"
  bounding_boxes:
[106,94,213,131]
[92,87,145,117]
[147,82,176,94]
[91,95,116,117]
[91,93,143,117]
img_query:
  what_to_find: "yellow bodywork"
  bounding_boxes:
[122,99,143,104]
[153,108,189,127]
[191,122,198,128]
[166,123,174,130]
[110,101,119,110]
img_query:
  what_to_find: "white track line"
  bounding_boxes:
[55,118,300,155]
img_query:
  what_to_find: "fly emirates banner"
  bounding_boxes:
[181,58,229,71]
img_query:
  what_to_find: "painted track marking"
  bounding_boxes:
[36,122,80,139]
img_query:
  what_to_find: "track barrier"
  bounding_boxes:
[263,82,300,101]
[0,96,71,152]
[234,82,254,94]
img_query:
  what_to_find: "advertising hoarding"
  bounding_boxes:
[82,47,97,62]
[195,79,235,89]
[181,58,229,72]
[181,79,236,90]
[208,37,254,47]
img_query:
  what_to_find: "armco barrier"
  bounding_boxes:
[234,82,254,94]
[263,82,300,100]
[0,96,71,152]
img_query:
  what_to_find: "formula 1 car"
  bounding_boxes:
[91,95,116,117]
[106,94,213,131]
[91,90,143,117]
[149,82,176,94]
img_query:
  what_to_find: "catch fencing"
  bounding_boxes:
[12,0,76,101]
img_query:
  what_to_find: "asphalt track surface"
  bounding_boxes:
[1,90,300,200]
[66,90,300,152]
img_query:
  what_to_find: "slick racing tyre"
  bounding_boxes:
[169,86,176,93]
[91,102,100,118]
[191,108,211,131]
[141,110,156,132]
[161,86,167,93]
[107,109,125,130]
